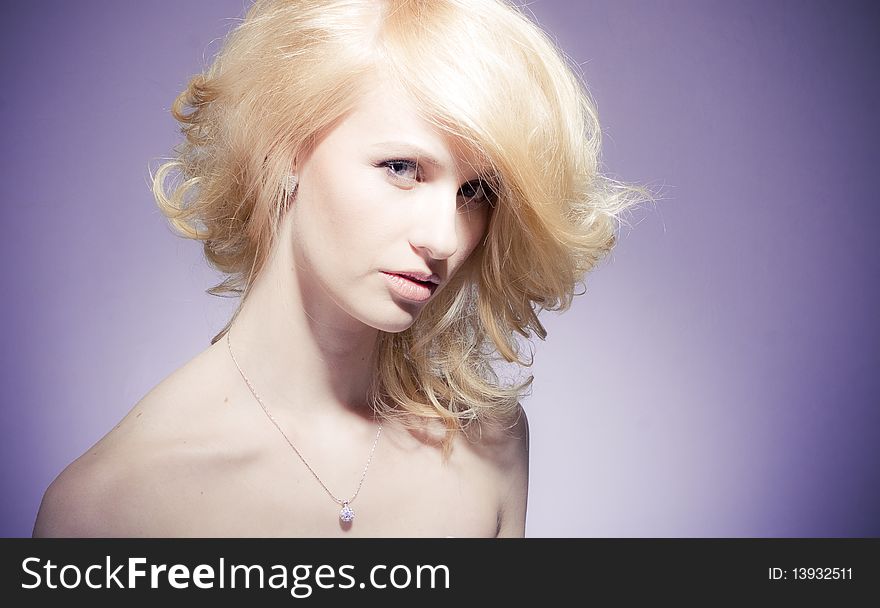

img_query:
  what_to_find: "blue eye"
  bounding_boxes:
[378,159,498,210]
[381,159,420,181]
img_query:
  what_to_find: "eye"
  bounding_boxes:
[378,159,421,182]
[459,179,497,211]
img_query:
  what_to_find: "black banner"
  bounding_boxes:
[1,538,877,605]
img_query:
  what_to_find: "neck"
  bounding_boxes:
[225,221,380,423]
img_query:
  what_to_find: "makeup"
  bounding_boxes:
[381,271,436,302]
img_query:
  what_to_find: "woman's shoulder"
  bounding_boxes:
[32,434,148,537]
[467,403,529,475]
[33,342,240,537]
[494,404,529,536]
[32,389,195,537]
[457,403,530,537]
[488,404,529,536]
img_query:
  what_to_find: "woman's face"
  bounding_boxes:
[290,81,495,333]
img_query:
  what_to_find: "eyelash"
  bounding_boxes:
[377,159,497,209]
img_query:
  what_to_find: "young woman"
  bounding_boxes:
[34,0,648,537]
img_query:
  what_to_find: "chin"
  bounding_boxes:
[364,305,420,334]
[374,316,418,334]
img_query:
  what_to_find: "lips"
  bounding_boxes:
[390,272,434,286]
[389,270,440,285]
[381,271,437,302]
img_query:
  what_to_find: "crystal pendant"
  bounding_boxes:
[340,501,354,522]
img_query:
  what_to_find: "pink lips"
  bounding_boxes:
[381,271,436,302]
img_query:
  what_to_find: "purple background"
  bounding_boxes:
[2,1,878,537]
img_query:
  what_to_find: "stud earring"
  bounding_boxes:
[285,173,299,193]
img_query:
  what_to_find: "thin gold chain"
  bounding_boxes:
[225,329,382,507]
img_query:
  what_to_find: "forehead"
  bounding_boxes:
[328,79,492,178]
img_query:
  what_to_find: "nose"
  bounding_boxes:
[407,184,461,261]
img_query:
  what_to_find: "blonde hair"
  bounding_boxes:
[151,0,653,459]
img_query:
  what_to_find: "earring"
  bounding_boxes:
[285,173,299,194]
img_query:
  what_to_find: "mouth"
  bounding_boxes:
[393,272,436,285]
[381,271,438,302]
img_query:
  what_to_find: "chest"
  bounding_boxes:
[152,436,500,538]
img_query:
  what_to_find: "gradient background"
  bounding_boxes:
[2,0,878,537]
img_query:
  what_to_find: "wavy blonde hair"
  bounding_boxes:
[151,0,653,459]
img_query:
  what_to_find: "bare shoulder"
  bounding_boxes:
[32,436,152,537]
[495,404,530,537]
[31,383,197,538]
[33,342,233,538]
[461,403,530,537]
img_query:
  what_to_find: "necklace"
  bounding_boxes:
[225,330,382,524]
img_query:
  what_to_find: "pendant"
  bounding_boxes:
[339,501,355,523]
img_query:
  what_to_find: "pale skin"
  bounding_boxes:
[33,77,529,538]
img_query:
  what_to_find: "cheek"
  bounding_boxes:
[303,170,371,244]
[292,186,353,277]
[441,220,484,281]
[458,209,491,256]
[298,178,398,277]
